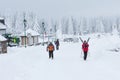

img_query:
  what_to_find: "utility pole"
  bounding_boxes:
[23,16,27,48]
[48,28,52,42]
[42,22,45,46]
[54,25,57,40]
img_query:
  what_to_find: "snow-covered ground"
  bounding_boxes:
[0,34,120,80]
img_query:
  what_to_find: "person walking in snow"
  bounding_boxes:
[82,40,89,60]
[55,39,60,50]
[47,42,55,59]
[80,37,90,60]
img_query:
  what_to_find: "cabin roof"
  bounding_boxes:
[20,28,39,36]
[0,23,6,29]
[0,35,7,41]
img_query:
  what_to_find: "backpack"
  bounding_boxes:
[48,45,54,51]
[82,43,89,52]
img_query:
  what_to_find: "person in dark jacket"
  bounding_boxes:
[82,40,89,60]
[55,39,60,50]
[47,42,55,59]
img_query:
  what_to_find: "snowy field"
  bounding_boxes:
[0,34,120,80]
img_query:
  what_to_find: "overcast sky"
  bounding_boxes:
[0,0,120,18]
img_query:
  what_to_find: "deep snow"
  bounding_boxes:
[0,34,120,80]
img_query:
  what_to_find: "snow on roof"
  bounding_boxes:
[20,28,39,36]
[0,23,6,29]
[0,17,4,20]
[0,35,7,41]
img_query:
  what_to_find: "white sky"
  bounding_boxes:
[0,0,120,18]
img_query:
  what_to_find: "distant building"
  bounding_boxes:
[0,35,7,53]
[0,17,6,35]
[20,29,40,46]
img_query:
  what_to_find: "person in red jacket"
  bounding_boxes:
[82,40,89,60]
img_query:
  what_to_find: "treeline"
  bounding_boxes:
[0,12,120,35]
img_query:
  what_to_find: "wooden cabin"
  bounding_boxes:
[0,35,7,53]
[20,29,40,46]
